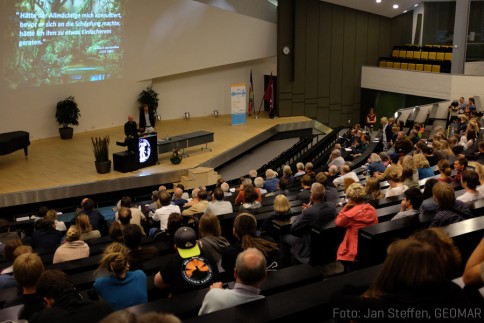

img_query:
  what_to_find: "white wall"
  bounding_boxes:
[0,0,276,140]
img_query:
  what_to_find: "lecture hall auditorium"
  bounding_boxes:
[1,0,484,322]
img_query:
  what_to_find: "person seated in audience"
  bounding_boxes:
[75,214,101,241]
[155,226,220,295]
[147,190,160,212]
[304,162,316,180]
[4,252,45,321]
[414,153,435,180]
[314,172,339,203]
[411,228,462,279]
[365,153,386,178]
[364,177,384,207]
[375,153,402,182]
[220,182,233,197]
[437,159,453,183]
[199,248,266,316]
[458,128,477,153]
[280,183,336,267]
[391,188,424,221]
[419,178,439,222]
[72,198,107,234]
[182,189,210,220]
[457,170,483,203]
[281,165,294,185]
[171,187,188,208]
[248,169,258,182]
[115,196,146,234]
[400,155,418,182]
[452,156,468,185]
[205,188,233,216]
[293,162,306,180]
[384,172,408,198]
[53,226,89,264]
[350,134,370,159]
[297,174,313,204]
[29,218,63,250]
[327,149,345,173]
[337,178,356,208]
[151,191,181,231]
[254,176,267,195]
[263,169,279,193]
[400,167,419,190]
[326,165,339,188]
[463,237,484,287]
[222,213,279,276]
[235,178,262,206]
[331,239,480,322]
[419,145,439,167]
[117,207,133,228]
[333,165,359,188]
[430,182,473,227]
[0,219,20,253]
[100,310,181,323]
[174,183,190,200]
[335,183,377,272]
[30,270,113,322]
[261,194,294,237]
[238,185,262,213]
[183,187,201,208]
[108,222,124,243]
[94,245,147,310]
[392,131,414,156]
[152,212,183,248]
[265,177,290,197]
[123,224,158,271]
[378,151,390,168]
[32,206,49,223]
[198,213,230,273]
[0,241,27,289]
[408,128,420,145]
[475,163,484,196]
[45,209,66,232]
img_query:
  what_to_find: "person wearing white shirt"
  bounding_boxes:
[151,191,181,231]
[333,165,359,188]
[457,170,483,203]
[385,172,409,198]
[205,188,233,216]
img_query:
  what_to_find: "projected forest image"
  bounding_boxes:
[4,0,125,89]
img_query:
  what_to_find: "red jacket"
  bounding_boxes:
[335,203,378,262]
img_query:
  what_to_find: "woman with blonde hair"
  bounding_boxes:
[198,213,230,273]
[413,153,434,179]
[401,155,418,182]
[53,225,89,264]
[45,209,66,232]
[261,194,294,237]
[76,214,101,241]
[94,245,147,310]
[364,177,384,205]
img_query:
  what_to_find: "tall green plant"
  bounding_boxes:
[91,136,110,162]
[137,86,159,112]
[55,96,81,128]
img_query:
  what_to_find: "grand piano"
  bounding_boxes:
[0,131,30,157]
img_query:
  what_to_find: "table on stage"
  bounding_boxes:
[157,131,214,157]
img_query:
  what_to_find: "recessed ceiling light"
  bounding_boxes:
[403,10,407,13]
[414,3,419,7]
[393,4,399,9]
[376,0,382,3]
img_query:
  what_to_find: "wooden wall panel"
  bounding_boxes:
[329,5,344,105]
[305,0,319,99]
[342,9,356,106]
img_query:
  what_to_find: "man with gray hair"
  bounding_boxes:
[328,149,345,172]
[333,164,360,188]
[199,248,266,315]
[294,162,306,179]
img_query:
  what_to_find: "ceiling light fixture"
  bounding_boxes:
[376,0,382,3]
[393,4,399,9]
[414,3,419,7]
[403,10,407,13]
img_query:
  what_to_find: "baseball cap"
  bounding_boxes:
[174,226,200,259]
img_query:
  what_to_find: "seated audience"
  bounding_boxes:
[293,162,306,179]
[335,183,378,272]
[45,209,67,232]
[366,153,386,177]
[263,169,279,193]
[254,176,267,195]
[94,246,147,310]
[155,226,220,295]
[199,248,266,315]
[220,182,232,197]
[327,149,345,172]
[391,188,424,221]
[222,213,279,276]
[304,162,316,179]
[198,213,230,273]
[364,177,384,206]
[281,165,294,185]
[115,196,146,232]
[239,185,262,212]
[1,241,29,288]
[333,164,359,188]
[414,153,435,180]
[437,159,453,183]
[72,198,107,234]
[400,167,419,190]
[30,218,63,250]
[261,194,294,237]
[265,177,290,197]
[297,174,313,204]
[152,212,183,248]
[235,178,262,205]
[384,172,408,198]
[100,310,181,323]
[419,178,439,222]
[0,219,20,253]
[30,270,113,322]
[76,214,101,241]
[280,183,336,266]
[379,151,390,167]
[315,172,339,202]
[375,153,402,181]
[430,182,473,227]
[452,156,468,184]
[152,191,181,231]
[123,224,158,271]
[4,252,45,321]
[53,226,89,264]
[205,188,233,216]
[457,170,483,203]
[108,222,124,243]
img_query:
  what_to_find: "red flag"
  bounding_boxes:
[248,70,254,116]
[263,73,274,115]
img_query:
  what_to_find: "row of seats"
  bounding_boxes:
[378,58,447,73]
[391,48,453,61]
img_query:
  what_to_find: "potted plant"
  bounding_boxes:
[55,96,81,139]
[137,86,159,114]
[91,135,111,174]
[170,143,182,164]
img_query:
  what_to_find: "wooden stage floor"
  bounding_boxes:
[0,114,312,207]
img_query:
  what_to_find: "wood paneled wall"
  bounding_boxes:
[277,0,412,127]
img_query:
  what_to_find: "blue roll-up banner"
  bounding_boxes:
[231,83,246,125]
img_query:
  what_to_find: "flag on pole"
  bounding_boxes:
[248,70,254,116]
[263,72,274,117]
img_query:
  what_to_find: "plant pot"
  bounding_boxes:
[170,156,182,165]
[59,127,73,140]
[95,160,111,174]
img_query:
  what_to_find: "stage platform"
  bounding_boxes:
[0,114,314,208]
